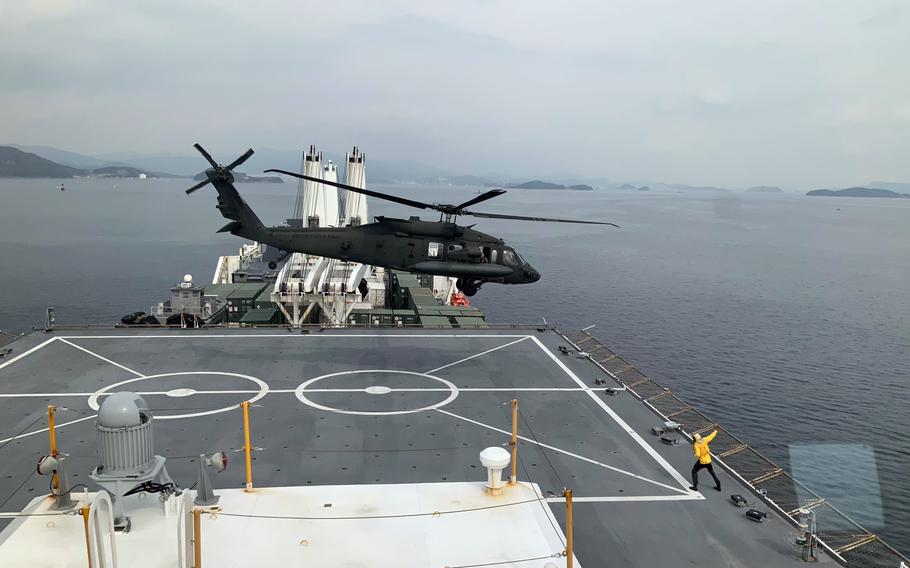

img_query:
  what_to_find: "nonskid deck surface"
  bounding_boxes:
[0,329,828,567]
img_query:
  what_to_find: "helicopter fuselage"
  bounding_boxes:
[254,216,540,285]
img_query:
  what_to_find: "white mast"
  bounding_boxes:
[342,147,368,226]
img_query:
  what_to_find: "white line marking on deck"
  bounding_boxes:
[0,337,58,372]
[0,415,96,446]
[0,390,266,398]
[58,338,145,377]
[57,334,531,339]
[425,336,531,374]
[529,336,693,492]
[299,387,585,393]
[0,387,587,398]
[436,408,689,495]
[545,494,703,503]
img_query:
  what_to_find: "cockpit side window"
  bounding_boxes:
[428,242,442,258]
[502,249,519,265]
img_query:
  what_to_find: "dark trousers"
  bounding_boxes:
[691,461,720,489]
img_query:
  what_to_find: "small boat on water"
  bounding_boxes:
[57,183,65,191]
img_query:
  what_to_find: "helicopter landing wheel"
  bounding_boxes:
[461,281,479,297]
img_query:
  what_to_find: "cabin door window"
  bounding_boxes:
[428,242,442,258]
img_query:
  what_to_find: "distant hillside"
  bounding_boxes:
[866,181,910,193]
[807,187,909,198]
[748,185,784,193]
[0,146,84,178]
[618,183,637,190]
[508,180,565,189]
[669,183,730,192]
[505,180,592,190]
[193,171,283,183]
[637,186,651,191]
[7,144,107,168]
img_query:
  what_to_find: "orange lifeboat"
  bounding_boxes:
[450,292,470,307]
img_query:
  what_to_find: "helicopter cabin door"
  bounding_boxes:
[482,246,499,264]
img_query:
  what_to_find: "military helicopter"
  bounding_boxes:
[186,144,617,296]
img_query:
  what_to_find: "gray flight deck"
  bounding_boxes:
[0,328,832,567]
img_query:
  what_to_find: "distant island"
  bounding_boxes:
[618,183,637,190]
[92,166,158,179]
[638,186,651,191]
[748,186,784,193]
[506,180,592,190]
[0,146,83,178]
[0,146,168,178]
[192,171,283,184]
[807,187,909,198]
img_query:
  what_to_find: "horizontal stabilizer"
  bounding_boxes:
[217,221,242,233]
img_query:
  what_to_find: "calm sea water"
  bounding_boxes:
[0,178,908,552]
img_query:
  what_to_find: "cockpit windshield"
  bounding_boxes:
[502,249,522,266]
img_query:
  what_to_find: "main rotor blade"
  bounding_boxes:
[226,148,254,171]
[193,143,218,168]
[464,210,620,227]
[265,169,432,210]
[451,189,507,212]
[185,179,211,195]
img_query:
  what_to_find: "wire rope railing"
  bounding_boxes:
[558,328,909,568]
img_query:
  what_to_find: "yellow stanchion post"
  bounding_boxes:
[47,405,58,457]
[81,506,92,568]
[241,401,253,491]
[564,489,574,568]
[193,508,202,568]
[48,405,60,491]
[510,399,518,484]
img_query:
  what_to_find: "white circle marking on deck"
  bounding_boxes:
[295,370,459,416]
[166,388,197,397]
[87,372,269,419]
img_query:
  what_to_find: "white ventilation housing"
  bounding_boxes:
[479,446,511,495]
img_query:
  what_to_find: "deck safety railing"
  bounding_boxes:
[558,328,909,568]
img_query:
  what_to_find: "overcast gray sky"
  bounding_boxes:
[1,1,907,187]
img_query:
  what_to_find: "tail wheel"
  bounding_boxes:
[462,281,479,296]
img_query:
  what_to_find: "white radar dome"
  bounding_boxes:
[183,274,193,283]
[98,392,150,428]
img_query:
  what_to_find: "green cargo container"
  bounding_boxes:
[415,308,442,317]
[252,286,277,310]
[408,290,439,310]
[239,308,281,325]
[227,285,266,301]
[392,309,420,325]
[454,316,488,329]
[418,315,452,328]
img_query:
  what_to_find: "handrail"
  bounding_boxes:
[557,328,909,568]
[177,492,194,568]
[87,491,118,568]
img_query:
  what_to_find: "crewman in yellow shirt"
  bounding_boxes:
[690,430,721,492]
